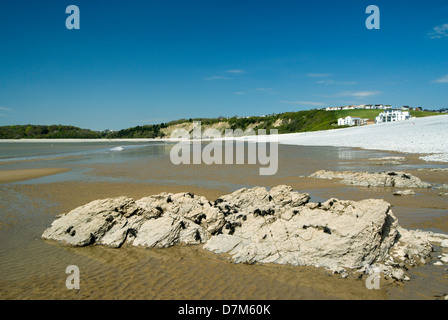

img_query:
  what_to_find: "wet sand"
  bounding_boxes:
[0,156,80,166]
[1,143,447,300]
[11,181,229,215]
[2,178,447,299]
[0,168,71,184]
[0,241,390,300]
[1,180,390,300]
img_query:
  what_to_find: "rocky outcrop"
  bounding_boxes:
[309,170,431,188]
[368,157,406,166]
[417,168,448,172]
[42,185,448,281]
[368,157,406,162]
[373,161,402,166]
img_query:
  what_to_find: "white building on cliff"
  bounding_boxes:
[338,116,367,126]
[375,109,412,124]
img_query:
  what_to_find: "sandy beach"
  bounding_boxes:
[285,115,448,159]
[263,115,448,162]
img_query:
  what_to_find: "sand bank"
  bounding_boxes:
[0,168,71,183]
[0,155,80,166]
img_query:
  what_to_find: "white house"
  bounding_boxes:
[324,104,394,111]
[338,116,367,126]
[375,109,412,124]
[325,106,342,111]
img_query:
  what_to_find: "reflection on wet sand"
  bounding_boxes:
[2,240,388,300]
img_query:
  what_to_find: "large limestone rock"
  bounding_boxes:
[42,185,448,281]
[309,170,431,188]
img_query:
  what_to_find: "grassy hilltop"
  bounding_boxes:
[105,108,441,139]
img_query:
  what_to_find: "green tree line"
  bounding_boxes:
[0,125,103,139]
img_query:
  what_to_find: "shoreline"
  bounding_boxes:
[0,138,168,143]
[1,115,447,162]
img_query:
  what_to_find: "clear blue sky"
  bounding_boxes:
[0,0,447,130]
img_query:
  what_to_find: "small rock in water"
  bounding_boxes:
[441,239,448,248]
[373,161,402,166]
[393,190,416,196]
[369,157,406,162]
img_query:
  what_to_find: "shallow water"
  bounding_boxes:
[0,141,447,300]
